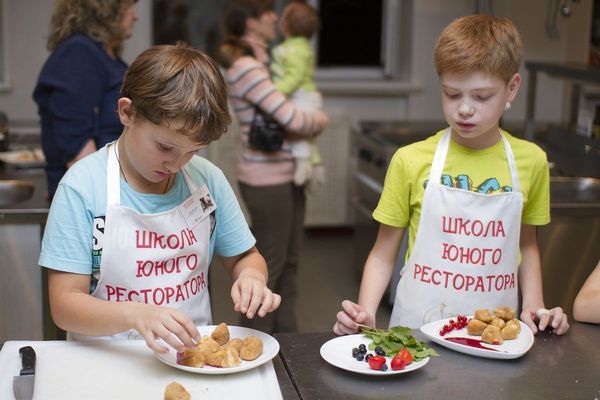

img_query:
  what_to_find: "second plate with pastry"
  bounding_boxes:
[420,317,534,359]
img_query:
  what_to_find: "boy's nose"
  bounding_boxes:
[458,103,474,116]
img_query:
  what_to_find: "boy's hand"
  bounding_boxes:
[127,302,200,354]
[333,300,375,335]
[231,276,281,319]
[520,306,570,335]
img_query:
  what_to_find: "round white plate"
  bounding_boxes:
[320,334,430,376]
[420,317,534,360]
[155,325,280,375]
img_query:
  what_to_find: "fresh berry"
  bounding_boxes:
[380,363,388,371]
[365,354,372,362]
[356,354,364,361]
[352,347,359,358]
[390,355,406,371]
[367,355,387,370]
[398,348,413,364]
[358,344,367,352]
[374,346,386,356]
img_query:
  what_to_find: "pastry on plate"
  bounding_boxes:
[240,336,263,361]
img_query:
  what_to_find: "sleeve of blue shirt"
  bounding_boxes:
[209,164,256,259]
[37,38,107,163]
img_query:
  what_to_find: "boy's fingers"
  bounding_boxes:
[230,283,242,312]
[245,282,263,319]
[172,312,201,343]
[145,332,169,354]
[341,300,361,318]
[335,310,360,333]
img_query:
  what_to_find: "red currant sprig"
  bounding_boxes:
[439,315,469,336]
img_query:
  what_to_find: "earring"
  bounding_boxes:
[504,102,511,111]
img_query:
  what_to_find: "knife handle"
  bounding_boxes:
[19,346,36,376]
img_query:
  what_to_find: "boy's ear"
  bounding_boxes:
[117,97,135,126]
[506,73,521,102]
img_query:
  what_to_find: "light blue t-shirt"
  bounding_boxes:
[39,145,255,291]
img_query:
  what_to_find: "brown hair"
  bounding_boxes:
[282,2,319,39]
[217,0,274,67]
[434,15,522,82]
[47,0,137,53]
[120,43,232,143]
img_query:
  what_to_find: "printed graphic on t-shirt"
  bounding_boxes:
[91,216,105,293]
[425,174,512,194]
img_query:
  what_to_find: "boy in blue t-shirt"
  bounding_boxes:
[39,43,281,354]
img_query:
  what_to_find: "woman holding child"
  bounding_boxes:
[218,0,327,333]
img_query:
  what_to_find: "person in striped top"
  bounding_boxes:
[218,0,327,333]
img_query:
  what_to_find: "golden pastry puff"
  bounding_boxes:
[489,317,506,329]
[211,322,230,346]
[467,318,488,335]
[240,336,263,361]
[474,309,494,323]
[493,306,516,321]
[164,382,191,400]
[481,324,504,345]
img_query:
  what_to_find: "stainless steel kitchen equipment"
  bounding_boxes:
[0,180,34,207]
[539,176,600,316]
[352,121,600,314]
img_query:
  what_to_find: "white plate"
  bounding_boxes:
[420,317,534,359]
[320,334,430,376]
[154,325,280,375]
[0,149,45,168]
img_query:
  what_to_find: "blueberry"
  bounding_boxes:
[381,363,388,371]
[356,354,364,361]
[375,346,386,356]
[358,344,367,352]
[352,348,359,357]
[365,354,372,362]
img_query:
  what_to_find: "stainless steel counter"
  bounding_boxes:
[0,164,50,345]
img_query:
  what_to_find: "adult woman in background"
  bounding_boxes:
[33,0,138,198]
[218,0,327,333]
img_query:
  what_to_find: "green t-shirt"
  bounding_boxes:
[373,129,550,260]
[270,36,317,95]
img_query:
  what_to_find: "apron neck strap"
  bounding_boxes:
[428,128,521,193]
[107,142,121,206]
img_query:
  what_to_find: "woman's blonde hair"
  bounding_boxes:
[47,0,137,53]
[120,43,232,143]
[434,15,522,82]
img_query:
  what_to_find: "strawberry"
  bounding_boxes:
[367,355,387,371]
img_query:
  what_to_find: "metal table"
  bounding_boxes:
[276,323,600,399]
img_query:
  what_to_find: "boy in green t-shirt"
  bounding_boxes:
[334,15,569,336]
[271,2,324,192]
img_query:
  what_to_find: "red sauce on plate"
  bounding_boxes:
[444,337,499,351]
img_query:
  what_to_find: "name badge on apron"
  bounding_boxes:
[180,185,217,229]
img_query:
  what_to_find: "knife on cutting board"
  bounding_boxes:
[13,346,36,400]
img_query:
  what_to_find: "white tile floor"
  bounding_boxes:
[209,229,392,333]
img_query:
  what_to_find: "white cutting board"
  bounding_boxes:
[0,340,283,399]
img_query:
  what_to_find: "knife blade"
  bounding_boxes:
[13,346,36,400]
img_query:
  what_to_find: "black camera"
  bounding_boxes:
[248,109,284,152]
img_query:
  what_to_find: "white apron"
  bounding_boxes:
[389,129,523,328]
[71,143,216,340]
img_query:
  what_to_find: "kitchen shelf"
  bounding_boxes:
[524,61,600,140]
